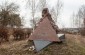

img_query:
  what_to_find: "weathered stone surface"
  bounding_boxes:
[29,17,60,41]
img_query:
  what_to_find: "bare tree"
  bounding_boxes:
[75,14,81,28]
[26,0,38,30]
[26,0,47,30]
[71,12,83,29]
[0,2,22,28]
[50,8,57,22]
[30,17,40,28]
[75,5,85,35]
[76,5,85,28]
[0,2,19,14]
[26,0,63,29]
[37,0,47,11]
[70,12,76,28]
[51,0,63,23]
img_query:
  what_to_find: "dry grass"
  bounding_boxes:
[0,34,85,55]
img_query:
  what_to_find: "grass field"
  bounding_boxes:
[0,34,85,55]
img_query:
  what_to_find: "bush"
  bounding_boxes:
[0,27,9,44]
[80,28,85,36]
[13,28,25,40]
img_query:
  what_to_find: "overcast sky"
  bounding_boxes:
[0,0,85,28]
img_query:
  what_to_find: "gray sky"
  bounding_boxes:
[0,0,85,28]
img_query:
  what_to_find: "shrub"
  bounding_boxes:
[0,27,9,44]
[80,28,85,36]
[13,28,25,40]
